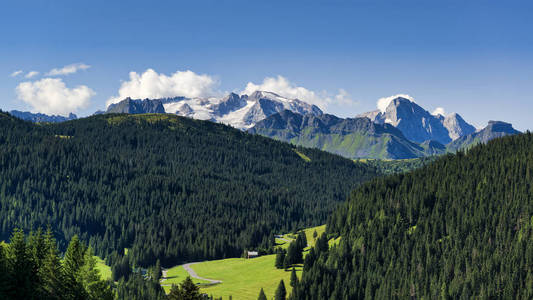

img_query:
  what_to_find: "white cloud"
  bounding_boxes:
[432,107,446,116]
[10,70,23,77]
[107,69,219,107]
[16,78,94,116]
[241,75,354,109]
[48,63,91,76]
[25,71,39,79]
[377,94,415,112]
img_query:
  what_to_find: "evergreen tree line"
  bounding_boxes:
[275,231,307,269]
[291,133,533,299]
[0,228,113,300]
[0,112,379,268]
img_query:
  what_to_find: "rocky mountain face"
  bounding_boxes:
[106,91,322,129]
[9,110,77,123]
[359,97,479,145]
[442,113,476,140]
[360,97,454,144]
[249,110,444,159]
[106,97,166,114]
[447,120,521,151]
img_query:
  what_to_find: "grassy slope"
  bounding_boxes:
[161,265,210,293]
[193,255,301,300]
[94,256,112,280]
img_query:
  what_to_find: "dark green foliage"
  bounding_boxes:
[153,259,162,282]
[295,232,307,250]
[274,280,287,300]
[275,250,286,269]
[257,288,267,300]
[359,156,437,175]
[285,242,303,267]
[292,133,533,299]
[290,268,298,287]
[0,112,378,267]
[167,277,202,300]
[0,228,113,300]
[116,273,166,300]
[112,255,131,281]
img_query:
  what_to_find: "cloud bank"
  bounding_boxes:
[48,63,91,76]
[241,75,355,109]
[16,78,94,116]
[10,70,23,77]
[377,94,415,112]
[25,71,39,79]
[107,69,219,107]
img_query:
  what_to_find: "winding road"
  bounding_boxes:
[182,262,222,284]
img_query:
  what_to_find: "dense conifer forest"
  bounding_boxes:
[0,112,379,268]
[291,133,533,299]
[0,229,113,300]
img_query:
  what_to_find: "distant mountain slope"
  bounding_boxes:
[249,110,445,159]
[442,112,476,140]
[9,110,77,123]
[292,132,533,299]
[0,112,379,268]
[105,91,322,129]
[447,120,521,151]
[106,97,166,114]
[359,96,476,144]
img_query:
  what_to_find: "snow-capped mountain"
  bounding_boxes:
[107,91,323,129]
[358,96,475,144]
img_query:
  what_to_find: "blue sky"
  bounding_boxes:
[1,0,532,130]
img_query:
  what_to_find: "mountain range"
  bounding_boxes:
[251,96,520,159]
[104,91,322,130]
[9,92,520,159]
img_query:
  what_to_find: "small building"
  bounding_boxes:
[247,251,259,259]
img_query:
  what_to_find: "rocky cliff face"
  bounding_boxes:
[447,120,521,151]
[358,96,477,144]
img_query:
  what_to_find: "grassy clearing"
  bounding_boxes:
[190,255,301,300]
[94,256,112,280]
[161,265,211,293]
[293,149,311,162]
[276,224,326,249]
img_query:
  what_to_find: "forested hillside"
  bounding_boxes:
[0,112,378,268]
[292,133,533,299]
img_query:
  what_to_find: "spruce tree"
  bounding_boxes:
[290,268,298,287]
[154,259,162,282]
[257,287,267,300]
[275,251,286,269]
[7,228,35,299]
[0,244,10,298]
[39,231,65,299]
[275,280,287,300]
[80,247,114,300]
[62,235,87,299]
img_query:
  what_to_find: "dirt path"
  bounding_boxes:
[182,262,222,284]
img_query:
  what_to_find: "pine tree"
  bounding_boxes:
[6,228,36,299]
[80,247,113,300]
[168,277,202,300]
[275,280,287,300]
[154,259,162,282]
[62,235,88,299]
[257,287,267,300]
[290,268,298,287]
[39,230,65,299]
[0,243,10,298]
[275,251,286,269]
